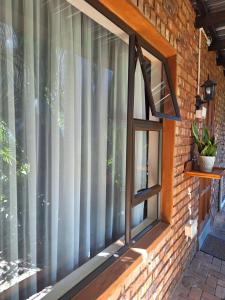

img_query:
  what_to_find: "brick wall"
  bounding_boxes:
[199,26,225,223]
[111,229,196,300]
[109,0,225,299]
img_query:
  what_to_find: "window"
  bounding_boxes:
[125,34,179,242]
[0,1,128,298]
[131,127,162,237]
[0,1,179,299]
[132,35,180,121]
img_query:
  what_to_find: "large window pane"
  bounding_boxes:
[0,1,128,298]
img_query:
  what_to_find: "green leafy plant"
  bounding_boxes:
[0,120,30,175]
[192,122,217,157]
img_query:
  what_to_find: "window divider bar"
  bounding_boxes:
[132,184,161,207]
[133,119,163,131]
[125,33,136,244]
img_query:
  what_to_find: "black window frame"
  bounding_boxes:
[126,34,165,243]
[134,34,181,121]
[132,119,162,208]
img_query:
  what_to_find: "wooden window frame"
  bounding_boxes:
[63,1,178,298]
[92,0,177,244]
[125,32,179,242]
[86,0,178,252]
[62,1,178,299]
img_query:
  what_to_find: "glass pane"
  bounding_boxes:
[151,61,176,116]
[134,49,176,119]
[0,1,128,298]
[134,131,161,195]
[134,59,159,121]
[131,195,159,235]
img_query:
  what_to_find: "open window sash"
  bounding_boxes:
[131,34,181,121]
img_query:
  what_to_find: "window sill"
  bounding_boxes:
[72,222,171,300]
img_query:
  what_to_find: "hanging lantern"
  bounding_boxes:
[201,75,217,101]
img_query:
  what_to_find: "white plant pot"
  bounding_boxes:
[199,156,215,172]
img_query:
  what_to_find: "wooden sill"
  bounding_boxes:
[184,167,225,180]
[73,222,171,300]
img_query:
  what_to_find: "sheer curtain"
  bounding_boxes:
[132,60,147,227]
[0,0,128,298]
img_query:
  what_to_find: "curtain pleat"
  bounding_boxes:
[48,0,61,283]
[132,60,146,227]
[72,9,82,270]
[79,14,92,265]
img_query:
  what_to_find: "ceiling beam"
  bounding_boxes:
[194,0,217,40]
[193,0,225,77]
[195,11,225,28]
[194,0,208,16]
[209,39,225,51]
[216,55,225,67]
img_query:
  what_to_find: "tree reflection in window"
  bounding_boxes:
[0,120,39,293]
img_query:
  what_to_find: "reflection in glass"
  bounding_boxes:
[0,1,128,298]
[134,50,176,119]
[151,62,175,116]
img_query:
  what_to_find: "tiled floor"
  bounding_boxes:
[170,251,225,300]
[171,202,225,300]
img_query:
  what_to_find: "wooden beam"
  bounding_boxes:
[96,0,176,57]
[194,0,218,40]
[216,54,225,66]
[195,11,225,28]
[195,0,208,17]
[209,39,225,51]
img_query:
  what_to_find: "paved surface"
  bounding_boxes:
[170,251,225,300]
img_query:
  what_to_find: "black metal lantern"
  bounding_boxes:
[201,75,216,101]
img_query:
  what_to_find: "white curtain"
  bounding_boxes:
[132,60,147,227]
[0,0,128,298]
[133,59,160,227]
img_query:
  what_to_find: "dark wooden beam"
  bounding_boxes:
[194,0,208,17]
[209,39,225,51]
[194,0,218,42]
[193,0,225,76]
[216,54,225,66]
[216,53,225,66]
[195,11,225,28]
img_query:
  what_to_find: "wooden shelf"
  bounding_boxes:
[184,167,225,180]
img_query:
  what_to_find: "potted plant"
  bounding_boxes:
[192,122,217,172]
